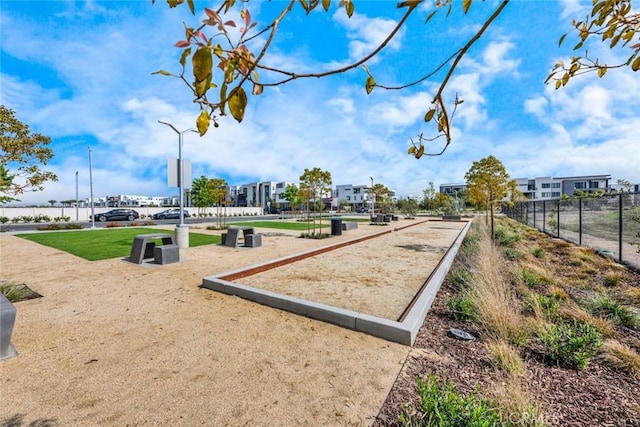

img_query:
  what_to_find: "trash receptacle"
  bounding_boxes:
[331,217,342,236]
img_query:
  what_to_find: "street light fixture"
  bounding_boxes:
[158,121,197,227]
[88,147,95,229]
[369,176,375,216]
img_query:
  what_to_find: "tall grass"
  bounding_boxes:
[468,222,526,345]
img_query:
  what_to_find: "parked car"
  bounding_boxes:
[93,209,139,222]
[152,208,190,220]
[357,207,371,213]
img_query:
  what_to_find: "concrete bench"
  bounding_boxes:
[130,233,175,264]
[341,222,358,231]
[245,234,262,248]
[154,244,180,265]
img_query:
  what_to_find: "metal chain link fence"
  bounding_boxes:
[503,193,640,271]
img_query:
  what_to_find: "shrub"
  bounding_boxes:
[601,339,640,379]
[488,340,524,376]
[587,295,639,328]
[20,216,34,223]
[494,226,522,247]
[299,232,330,239]
[503,247,523,261]
[399,374,501,427]
[522,268,544,289]
[603,273,622,287]
[538,321,603,370]
[0,216,9,224]
[530,247,545,259]
[448,294,476,321]
[538,294,562,319]
[33,214,51,223]
[105,222,121,228]
[0,282,42,303]
[449,269,473,291]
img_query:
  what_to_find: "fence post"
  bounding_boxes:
[557,199,560,238]
[542,201,546,234]
[619,193,623,264]
[578,197,582,246]
[533,201,536,228]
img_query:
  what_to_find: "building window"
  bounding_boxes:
[574,182,587,189]
[551,183,561,188]
[589,181,599,189]
[541,192,551,198]
[276,183,284,189]
[354,188,361,194]
[346,196,350,201]
[551,192,561,197]
[541,183,551,189]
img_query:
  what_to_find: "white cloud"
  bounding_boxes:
[332,9,404,63]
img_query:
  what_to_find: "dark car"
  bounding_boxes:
[152,208,190,220]
[93,209,139,222]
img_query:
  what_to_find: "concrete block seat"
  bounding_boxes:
[246,234,262,248]
[341,222,358,231]
[154,244,180,265]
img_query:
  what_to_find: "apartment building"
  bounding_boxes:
[227,181,296,210]
[440,174,612,201]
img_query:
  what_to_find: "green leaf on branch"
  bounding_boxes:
[151,70,173,76]
[196,111,210,136]
[193,47,212,82]
[179,47,191,68]
[322,0,330,11]
[424,109,435,122]
[365,75,375,94]
[187,0,194,14]
[597,67,607,77]
[632,56,640,71]
[416,145,425,159]
[345,0,354,17]
[228,87,247,123]
[408,146,416,155]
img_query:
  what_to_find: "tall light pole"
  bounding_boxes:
[88,147,95,228]
[369,176,375,216]
[159,121,196,248]
[75,171,79,221]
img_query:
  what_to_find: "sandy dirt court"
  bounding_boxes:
[239,221,467,320]
[0,218,462,426]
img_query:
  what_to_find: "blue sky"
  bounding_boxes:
[2,0,639,205]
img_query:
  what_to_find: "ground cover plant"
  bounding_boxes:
[0,281,42,303]
[375,216,640,426]
[15,228,220,261]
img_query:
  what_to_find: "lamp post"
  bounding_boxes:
[88,147,95,229]
[158,121,196,249]
[369,176,375,216]
[75,171,79,221]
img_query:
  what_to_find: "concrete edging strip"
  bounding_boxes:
[201,219,472,345]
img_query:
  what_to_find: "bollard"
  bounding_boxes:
[0,293,18,361]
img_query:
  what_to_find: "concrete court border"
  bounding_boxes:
[201,219,472,345]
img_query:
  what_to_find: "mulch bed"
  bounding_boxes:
[373,257,640,426]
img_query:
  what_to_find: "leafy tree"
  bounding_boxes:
[281,183,300,213]
[0,106,57,199]
[190,175,217,217]
[299,167,332,236]
[464,155,510,240]
[421,181,436,212]
[208,177,228,228]
[434,192,454,214]
[152,0,510,155]
[0,164,15,204]
[48,199,57,207]
[370,183,391,214]
[398,197,418,218]
[547,0,640,88]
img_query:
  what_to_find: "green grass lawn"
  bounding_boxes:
[16,228,220,261]
[226,221,330,230]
